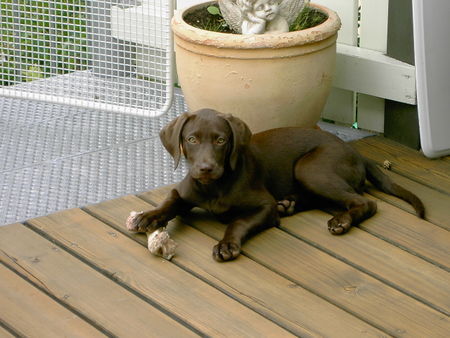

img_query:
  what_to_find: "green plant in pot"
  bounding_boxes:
[172,1,341,132]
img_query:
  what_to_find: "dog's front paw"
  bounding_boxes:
[212,240,241,262]
[126,210,168,233]
[327,215,352,235]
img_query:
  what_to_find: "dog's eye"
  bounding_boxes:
[216,137,226,145]
[186,136,198,144]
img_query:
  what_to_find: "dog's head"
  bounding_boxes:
[160,109,251,184]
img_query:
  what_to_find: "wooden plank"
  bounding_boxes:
[0,263,105,338]
[0,325,15,338]
[334,45,416,105]
[0,225,196,338]
[141,188,450,337]
[352,136,450,193]
[27,209,292,337]
[357,93,385,133]
[316,0,359,125]
[361,195,450,269]
[357,0,388,132]
[314,0,359,45]
[366,170,450,230]
[85,195,386,337]
[280,211,450,315]
[321,88,356,125]
[359,0,389,53]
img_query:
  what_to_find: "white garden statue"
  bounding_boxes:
[219,0,309,34]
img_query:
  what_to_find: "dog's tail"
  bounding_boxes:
[364,158,425,218]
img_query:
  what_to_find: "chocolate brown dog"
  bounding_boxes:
[127,109,425,262]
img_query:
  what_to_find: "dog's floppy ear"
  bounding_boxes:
[221,114,252,170]
[160,112,191,169]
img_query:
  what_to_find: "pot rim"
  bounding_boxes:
[172,1,341,49]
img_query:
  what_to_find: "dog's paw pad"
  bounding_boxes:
[277,200,296,216]
[212,241,241,262]
[327,217,351,235]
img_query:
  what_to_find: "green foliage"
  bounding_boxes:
[207,5,221,16]
[1,0,88,86]
[23,65,44,82]
[289,6,328,32]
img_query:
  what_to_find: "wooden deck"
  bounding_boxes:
[1,136,449,337]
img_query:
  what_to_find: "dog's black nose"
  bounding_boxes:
[199,163,214,173]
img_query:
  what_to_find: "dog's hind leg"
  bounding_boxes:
[325,194,377,235]
[294,153,377,235]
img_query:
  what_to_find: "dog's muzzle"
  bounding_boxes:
[191,162,223,184]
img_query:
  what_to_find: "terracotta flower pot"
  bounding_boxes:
[172,1,341,132]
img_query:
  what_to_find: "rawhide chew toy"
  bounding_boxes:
[126,211,177,260]
[147,228,177,260]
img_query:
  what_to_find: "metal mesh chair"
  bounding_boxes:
[0,1,186,225]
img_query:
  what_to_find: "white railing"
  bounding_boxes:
[315,0,415,132]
